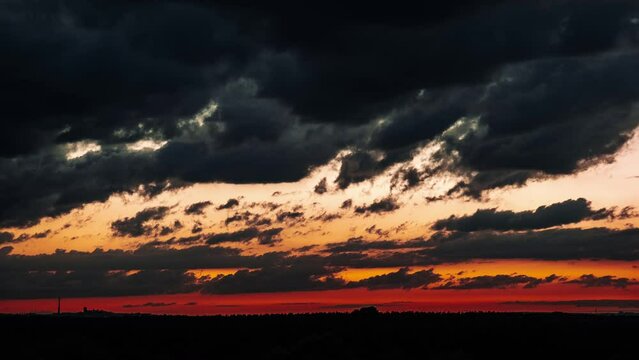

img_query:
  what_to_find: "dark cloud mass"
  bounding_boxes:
[566,274,639,289]
[348,267,441,290]
[201,263,345,294]
[425,228,639,262]
[433,198,613,231]
[0,269,198,299]
[0,0,638,227]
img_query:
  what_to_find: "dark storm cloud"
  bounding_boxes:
[565,274,639,289]
[111,206,171,237]
[201,263,345,294]
[184,201,212,215]
[354,197,400,215]
[1,0,639,230]
[348,267,441,290]
[432,198,612,232]
[435,274,560,290]
[0,269,198,299]
[432,51,639,196]
[0,0,256,157]
[335,152,385,189]
[249,0,639,125]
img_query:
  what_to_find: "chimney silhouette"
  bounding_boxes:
[57,297,61,315]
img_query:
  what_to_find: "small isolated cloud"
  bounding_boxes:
[217,199,240,210]
[184,201,213,215]
[111,206,171,237]
[354,197,400,215]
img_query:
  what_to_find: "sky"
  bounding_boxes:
[1,0,639,314]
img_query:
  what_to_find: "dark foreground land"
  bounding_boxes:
[1,311,637,360]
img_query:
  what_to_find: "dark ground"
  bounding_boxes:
[1,310,637,359]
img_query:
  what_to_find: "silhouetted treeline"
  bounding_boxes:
[1,311,637,359]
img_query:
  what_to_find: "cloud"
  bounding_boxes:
[314,227,639,267]
[276,210,304,223]
[184,201,213,215]
[122,302,177,308]
[354,197,400,215]
[0,232,29,245]
[348,267,441,290]
[1,1,639,227]
[565,274,639,289]
[217,198,240,210]
[0,269,198,299]
[502,300,639,308]
[313,177,328,194]
[435,274,560,290]
[205,227,283,246]
[340,199,353,209]
[323,237,412,253]
[425,227,639,262]
[432,198,612,231]
[0,245,287,272]
[201,263,345,294]
[111,206,171,237]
